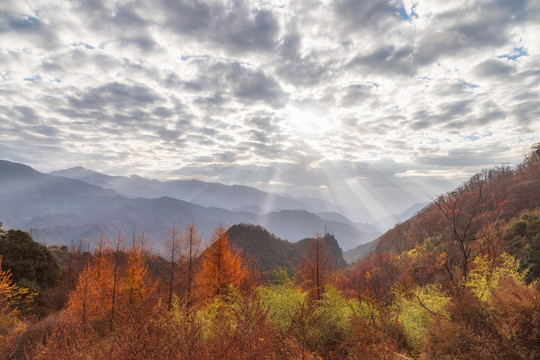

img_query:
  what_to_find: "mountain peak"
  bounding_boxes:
[0,160,42,178]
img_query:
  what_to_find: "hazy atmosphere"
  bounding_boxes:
[1,0,539,219]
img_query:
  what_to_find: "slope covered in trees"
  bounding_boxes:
[227,224,347,275]
[0,144,539,359]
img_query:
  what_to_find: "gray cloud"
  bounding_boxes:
[339,84,374,108]
[161,0,279,54]
[183,59,287,108]
[0,0,538,220]
[475,59,516,77]
[349,45,416,76]
[414,0,528,66]
[274,31,333,87]
[226,63,286,108]
[68,82,162,110]
[0,12,42,33]
[0,11,60,49]
[333,0,398,31]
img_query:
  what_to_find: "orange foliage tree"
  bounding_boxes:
[66,249,115,335]
[196,225,246,299]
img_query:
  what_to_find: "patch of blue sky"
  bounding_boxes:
[463,131,492,142]
[24,74,41,82]
[368,81,380,88]
[465,133,480,141]
[72,42,94,50]
[462,81,479,89]
[498,47,528,61]
[26,16,40,25]
[398,4,418,21]
[518,136,538,144]
[180,55,209,62]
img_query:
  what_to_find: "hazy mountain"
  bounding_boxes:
[50,166,340,214]
[232,204,266,215]
[342,237,380,264]
[2,160,377,251]
[317,212,380,234]
[372,202,430,232]
[316,211,355,225]
[0,160,118,229]
[256,210,379,251]
[343,202,430,264]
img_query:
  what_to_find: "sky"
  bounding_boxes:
[1,0,539,221]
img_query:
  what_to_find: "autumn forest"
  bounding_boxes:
[1,145,540,359]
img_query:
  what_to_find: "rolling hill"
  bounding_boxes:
[227,223,347,274]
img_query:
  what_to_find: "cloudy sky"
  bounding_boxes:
[1,0,539,220]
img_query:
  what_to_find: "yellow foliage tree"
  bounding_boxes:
[124,233,152,305]
[0,257,36,339]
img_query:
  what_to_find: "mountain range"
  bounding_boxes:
[0,160,391,251]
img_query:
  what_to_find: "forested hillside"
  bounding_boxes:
[227,224,347,274]
[0,144,539,359]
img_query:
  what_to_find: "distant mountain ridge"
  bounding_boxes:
[1,160,379,251]
[50,166,337,214]
[371,202,430,232]
[341,202,429,263]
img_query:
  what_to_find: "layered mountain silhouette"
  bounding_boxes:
[342,202,429,263]
[51,166,335,214]
[371,201,430,232]
[0,160,380,251]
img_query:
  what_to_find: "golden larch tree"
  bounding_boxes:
[66,251,115,335]
[196,224,246,299]
[124,231,152,306]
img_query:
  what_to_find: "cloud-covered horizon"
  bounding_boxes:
[1,0,539,220]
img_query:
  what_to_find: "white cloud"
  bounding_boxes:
[0,0,538,220]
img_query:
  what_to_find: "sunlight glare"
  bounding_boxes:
[283,107,334,139]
